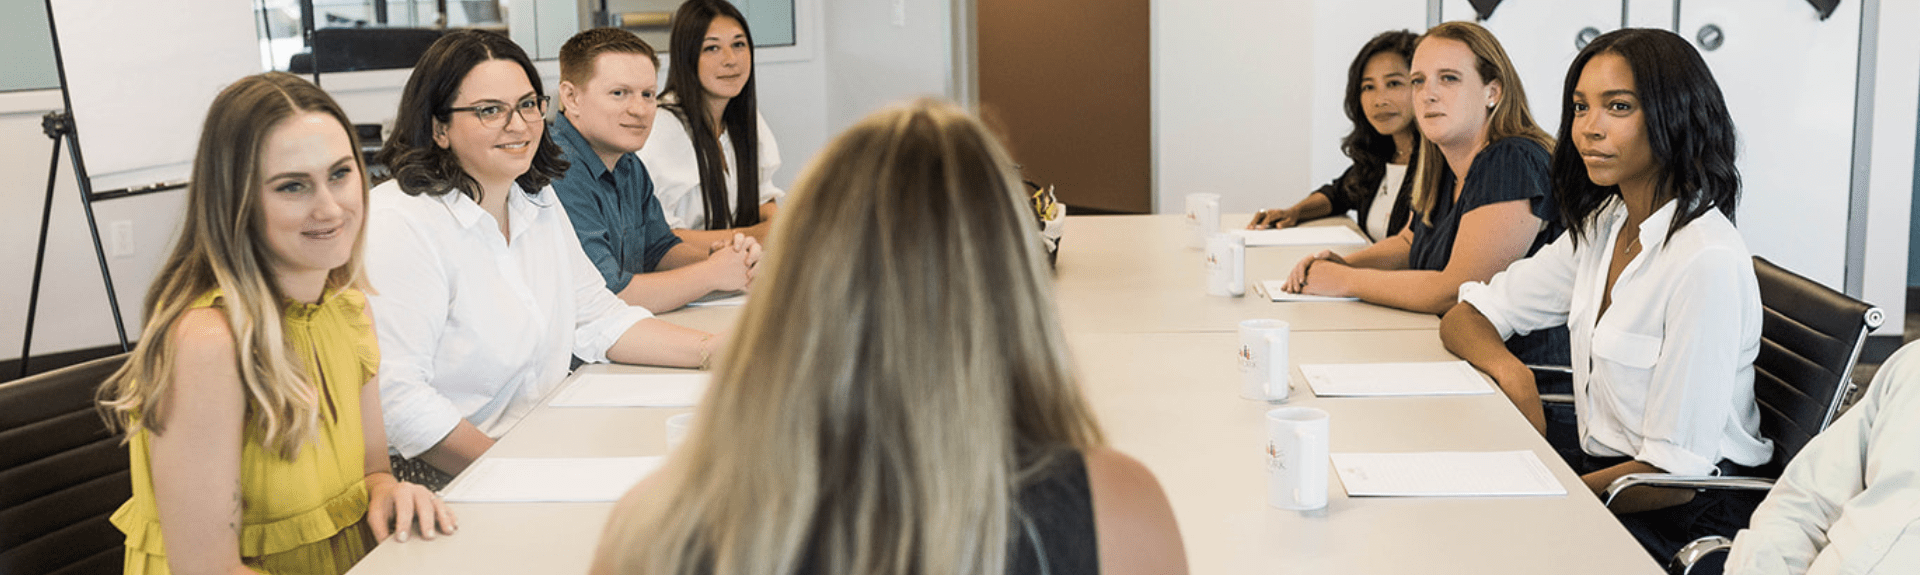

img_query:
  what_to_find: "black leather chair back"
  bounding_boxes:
[1751,257,1882,478]
[0,354,131,575]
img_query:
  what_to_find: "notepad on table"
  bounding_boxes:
[1299,361,1493,396]
[442,456,663,502]
[548,373,709,407]
[685,291,747,307]
[1231,227,1370,247]
[1256,280,1360,302]
[1332,451,1567,497]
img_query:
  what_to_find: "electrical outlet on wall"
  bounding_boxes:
[110,220,134,258]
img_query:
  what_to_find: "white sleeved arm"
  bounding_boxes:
[755,113,785,205]
[1456,229,1578,340]
[364,205,465,458]
[1725,344,1905,574]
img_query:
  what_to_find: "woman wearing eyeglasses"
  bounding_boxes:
[366,30,720,489]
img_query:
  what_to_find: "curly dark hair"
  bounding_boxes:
[1552,28,1739,245]
[378,29,567,201]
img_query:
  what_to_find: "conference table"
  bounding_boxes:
[344,214,1663,575]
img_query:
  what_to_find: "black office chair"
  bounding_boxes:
[0,354,132,575]
[1599,257,1882,574]
[288,27,444,74]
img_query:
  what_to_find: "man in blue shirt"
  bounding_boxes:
[552,27,759,311]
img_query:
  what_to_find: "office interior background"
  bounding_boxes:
[2,0,1917,376]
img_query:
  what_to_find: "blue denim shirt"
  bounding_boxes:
[550,114,684,293]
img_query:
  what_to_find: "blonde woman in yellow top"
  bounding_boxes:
[98,72,454,575]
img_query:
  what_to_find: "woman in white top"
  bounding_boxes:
[638,0,783,245]
[367,30,720,488]
[1439,28,1770,563]
[1249,30,1419,242]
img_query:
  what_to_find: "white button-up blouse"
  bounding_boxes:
[364,180,652,458]
[637,104,785,231]
[1458,198,1773,476]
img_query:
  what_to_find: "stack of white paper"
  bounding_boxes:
[548,373,709,407]
[685,292,747,307]
[1299,361,1493,396]
[441,456,664,502]
[1255,280,1360,302]
[1231,227,1370,247]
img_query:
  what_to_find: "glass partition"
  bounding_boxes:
[254,0,795,73]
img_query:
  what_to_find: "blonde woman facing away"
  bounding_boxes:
[1283,20,1568,367]
[590,99,1188,575]
[100,72,452,575]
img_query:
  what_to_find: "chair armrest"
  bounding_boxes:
[1527,364,1575,404]
[1673,535,1733,575]
[1526,364,1574,375]
[1602,473,1774,506]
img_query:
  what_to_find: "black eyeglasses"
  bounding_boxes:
[446,96,549,129]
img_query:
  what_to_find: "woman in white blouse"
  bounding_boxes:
[366,30,719,488]
[1438,28,1770,563]
[639,0,783,245]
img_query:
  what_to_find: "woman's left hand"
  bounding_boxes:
[366,473,456,543]
[1285,250,1348,294]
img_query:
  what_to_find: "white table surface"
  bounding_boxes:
[1052,215,1440,333]
[344,215,1659,575]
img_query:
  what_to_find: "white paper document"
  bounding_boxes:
[549,373,710,407]
[442,456,664,502]
[1299,361,1493,397]
[1256,280,1361,302]
[1332,451,1567,497]
[685,292,747,307]
[1231,227,1370,247]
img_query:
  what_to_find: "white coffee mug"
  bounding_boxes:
[1184,193,1220,248]
[1266,406,1329,510]
[1237,319,1290,401]
[1205,233,1246,297]
[665,413,694,451]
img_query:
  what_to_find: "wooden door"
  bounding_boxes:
[977,0,1151,214]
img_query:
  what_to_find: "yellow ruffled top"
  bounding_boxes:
[111,288,382,575]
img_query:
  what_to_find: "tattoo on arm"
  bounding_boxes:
[229,487,242,538]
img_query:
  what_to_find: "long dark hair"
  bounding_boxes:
[378,29,567,201]
[661,0,761,230]
[1552,28,1739,246]
[1336,30,1419,202]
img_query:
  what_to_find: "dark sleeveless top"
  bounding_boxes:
[791,449,1098,575]
[1010,450,1099,575]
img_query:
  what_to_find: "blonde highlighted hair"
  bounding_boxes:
[593,98,1104,575]
[98,72,371,458]
[1409,21,1554,225]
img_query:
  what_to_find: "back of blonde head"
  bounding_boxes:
[1408,21,1554,224]
[594,99,1103,575]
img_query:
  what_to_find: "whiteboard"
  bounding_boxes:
[47,0,264,193]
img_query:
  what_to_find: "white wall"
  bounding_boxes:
[820,0,955,136]
[1153,0,1316,216]
[1863,0,1918,331]
[0,90,184,358]
[0,0,963,361]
